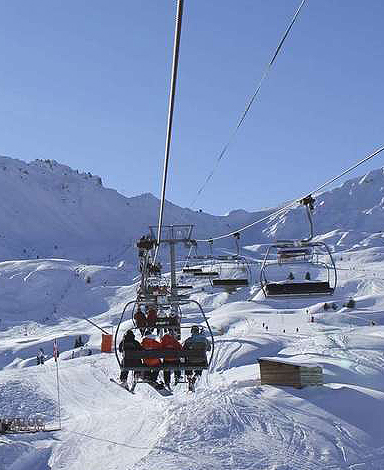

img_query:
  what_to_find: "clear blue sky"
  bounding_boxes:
[0,1,382,215]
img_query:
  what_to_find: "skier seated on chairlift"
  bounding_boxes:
[141,330,162,386]
[287,272,295,280]
[183,325,211,385]
[305,272,311,281]
[118,329,143,385]
[146,306,158,333]
[160,330,182,387]
[134,306,147,336]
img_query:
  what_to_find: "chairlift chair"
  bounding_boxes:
[115,298,214,392]
[259,195,337,297]
[209,233,250,292]
[260,241,337,297]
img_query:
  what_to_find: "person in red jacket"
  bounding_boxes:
[141,331,161,383]
[160,331,182,387]
[134,307,147,336]
[146,307,158,333]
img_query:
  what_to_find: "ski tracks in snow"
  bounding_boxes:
[130,385,356,470]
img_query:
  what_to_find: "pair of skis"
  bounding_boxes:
[110,378,173,396]
[111,376,198,394]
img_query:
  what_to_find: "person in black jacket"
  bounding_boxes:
[118,329,143,384]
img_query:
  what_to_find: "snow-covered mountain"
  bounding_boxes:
[1,154,384,264]
[0,156,270,264]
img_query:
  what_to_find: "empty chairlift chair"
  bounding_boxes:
[210,233,250,292]
[260,241,337,297]
[212,258,250,291]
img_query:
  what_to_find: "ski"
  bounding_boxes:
[110,378,135,394]
[142,380,173,396]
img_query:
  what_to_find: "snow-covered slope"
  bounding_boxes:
[1,249,384,469]
[2,157,384,469]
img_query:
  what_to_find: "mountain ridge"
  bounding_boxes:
[0,155,384,263]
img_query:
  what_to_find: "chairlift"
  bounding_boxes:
[260,243,336,297]
[114,298,214,392]
[182,244,219,277]
[132,301,182,337]
[210,233,250,292]
[259,197,337,297]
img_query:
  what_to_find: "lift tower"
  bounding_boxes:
[148,224,195,304]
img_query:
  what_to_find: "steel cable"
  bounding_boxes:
[154,0,184,262]
[197,144,384,242]
[189,0,307,208]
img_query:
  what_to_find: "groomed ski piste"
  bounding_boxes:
[1,245,384,470]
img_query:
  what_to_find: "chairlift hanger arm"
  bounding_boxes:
[300,194,315,242]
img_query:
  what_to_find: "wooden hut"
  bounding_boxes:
[258,357,323,389]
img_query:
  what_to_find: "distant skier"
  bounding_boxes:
[118,329,143,385]
[160,331,182,387]
[37,348,45,365]
[183,326,211,387]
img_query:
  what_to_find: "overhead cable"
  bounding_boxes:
[154,0,184,262]
[197,145,384,242]
[189,0,307,208]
